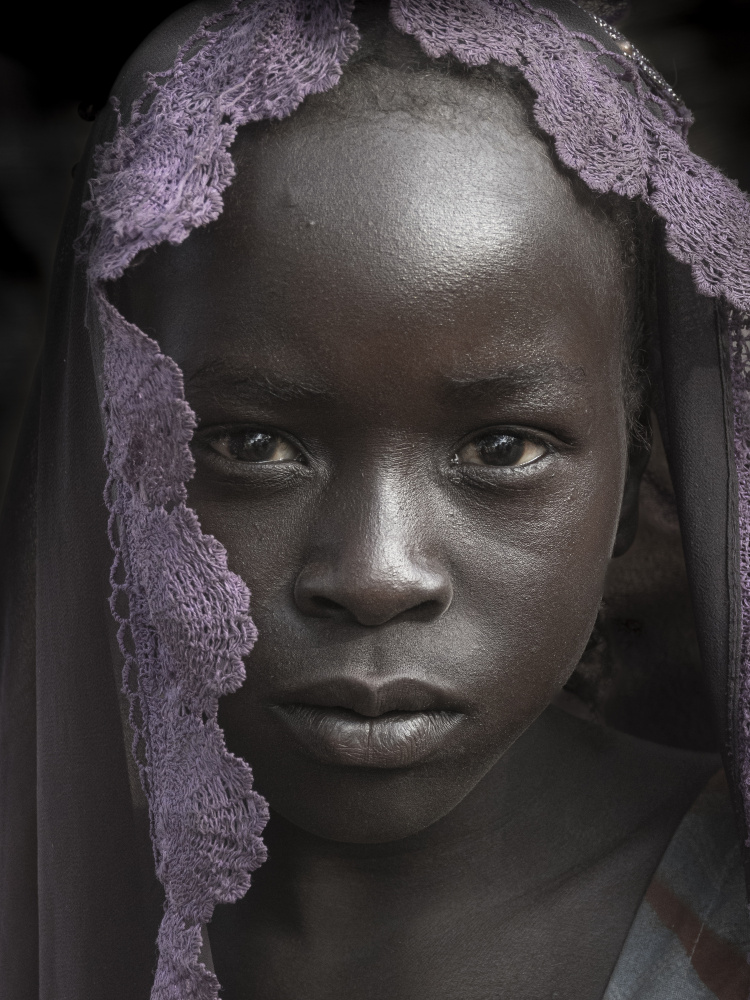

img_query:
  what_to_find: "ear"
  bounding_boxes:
[612,407,652,557]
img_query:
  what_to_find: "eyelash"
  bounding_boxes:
[452,428,552,470]
[196,425,555,474]
[196,426,310,474]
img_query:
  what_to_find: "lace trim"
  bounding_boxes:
[81,2,750,996]
[390,0,750,313]
[390,0,750,850]
[86,4,358,998]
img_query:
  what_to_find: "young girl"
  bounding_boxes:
[1,2,749,998]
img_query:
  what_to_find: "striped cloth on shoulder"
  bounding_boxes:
[604,770,750,1000]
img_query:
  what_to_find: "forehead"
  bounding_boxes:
[116,75,626,389]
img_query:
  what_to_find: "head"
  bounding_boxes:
[112,8,651,844]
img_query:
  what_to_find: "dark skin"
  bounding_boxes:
[114,65,718,1000]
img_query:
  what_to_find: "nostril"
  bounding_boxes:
[305,594,446,626]
[311,596,347,613]
[408,600,444,623]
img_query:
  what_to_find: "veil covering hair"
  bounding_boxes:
[1,1,749,998]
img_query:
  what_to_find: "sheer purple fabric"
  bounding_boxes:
[76,1,750,997]
[83,3,359,996]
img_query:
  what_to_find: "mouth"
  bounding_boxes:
[270,677,465,769]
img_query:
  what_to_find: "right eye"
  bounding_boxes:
[455,431,547,469]
[207,429,304,464]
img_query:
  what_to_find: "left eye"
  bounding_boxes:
[208,429,303,463]
[456,432,547,468]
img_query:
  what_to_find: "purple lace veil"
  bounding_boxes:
[0,1,749,998]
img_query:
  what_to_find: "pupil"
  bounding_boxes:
[233,431,275,461]
[478,433,524,466]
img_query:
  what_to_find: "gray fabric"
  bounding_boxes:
[605,773,750,1000]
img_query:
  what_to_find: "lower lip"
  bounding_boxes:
[271,704,464,769]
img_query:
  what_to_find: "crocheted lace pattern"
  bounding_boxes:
[390,0,750,310]
[390,0,750,859]
[83,1,750,997]
[85,4,357,998]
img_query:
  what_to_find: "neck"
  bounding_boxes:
[225,708,612,936]
[208,705,718,1000]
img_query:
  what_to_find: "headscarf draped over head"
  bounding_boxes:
[1,2,749,998]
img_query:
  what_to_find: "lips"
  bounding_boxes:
[270,677,465,769]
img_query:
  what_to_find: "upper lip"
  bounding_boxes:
[272,677,462,717]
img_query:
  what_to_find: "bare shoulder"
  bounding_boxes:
[561,707,722,826]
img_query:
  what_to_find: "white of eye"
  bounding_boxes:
[456,432,546,468]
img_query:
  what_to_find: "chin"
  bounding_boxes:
[251,749,493,844]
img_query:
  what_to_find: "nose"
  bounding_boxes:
[294,475,452,627]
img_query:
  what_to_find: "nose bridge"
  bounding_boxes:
[353,466,421,573]
[294,461,452,626]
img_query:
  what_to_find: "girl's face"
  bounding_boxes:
[115,85,638,843]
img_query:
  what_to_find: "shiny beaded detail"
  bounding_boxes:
[584,8,683,108]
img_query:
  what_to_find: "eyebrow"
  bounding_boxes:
[441,361,590,404]
[184,357,590,409]
[185,358,336,404]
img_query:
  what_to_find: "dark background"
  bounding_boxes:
[0,0,748,501]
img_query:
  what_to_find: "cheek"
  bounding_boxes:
[450,479,621,725]
[186,481,319,624]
